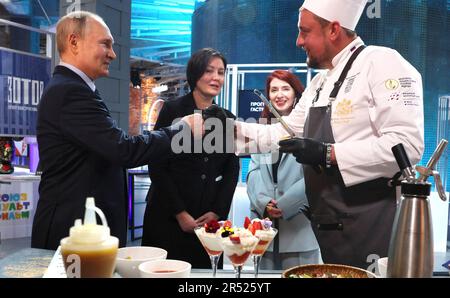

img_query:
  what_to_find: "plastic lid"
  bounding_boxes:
[68,197,111,244]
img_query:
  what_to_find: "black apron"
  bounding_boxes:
[302,46,397,269]
[271,154,282,269]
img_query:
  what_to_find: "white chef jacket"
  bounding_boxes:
[236,37,424,187]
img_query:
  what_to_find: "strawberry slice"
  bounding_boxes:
[244,217,251,229]
[229,235,241,244]
[253,220,263,231]
[247,223,256,235]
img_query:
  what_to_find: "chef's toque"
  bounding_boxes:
[301,0,368,31]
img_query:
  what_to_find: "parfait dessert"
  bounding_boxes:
[245,217,278,277]
[220,227,258,278]
[194,220,231,277]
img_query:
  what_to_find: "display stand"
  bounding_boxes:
[0,169,40,240]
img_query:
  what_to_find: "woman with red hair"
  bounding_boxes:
[246,70,321,269]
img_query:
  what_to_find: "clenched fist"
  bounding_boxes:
[181,113,204,139]
[278,137,328,167]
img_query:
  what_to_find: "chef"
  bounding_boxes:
[235,0,424,269]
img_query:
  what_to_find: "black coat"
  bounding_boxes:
[32,65,178,250]
[141,93,240,268]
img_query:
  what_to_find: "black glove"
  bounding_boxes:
[202,105,236,150]
[202,104,236,122]
[203,105,236,132]
[278,137,327,167]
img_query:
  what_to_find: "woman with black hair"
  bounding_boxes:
[141,48,240,268]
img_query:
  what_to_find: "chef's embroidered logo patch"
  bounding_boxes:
[385,79,399,90]
[344,73,359,93]
[335,99,353,117]
[332,99,354,125]
[388,92,400,101]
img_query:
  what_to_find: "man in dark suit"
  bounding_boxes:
[31,11,199,250]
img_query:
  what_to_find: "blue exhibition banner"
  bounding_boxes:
[237,89,266,121]
[0,48,51,136]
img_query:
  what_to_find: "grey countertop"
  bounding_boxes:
[0,248,54,278]
[0,248,281,278]
[0,248,448,278]
[0,168,40,182]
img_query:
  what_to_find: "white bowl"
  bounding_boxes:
[115,246,167,278]
[377,257,388,278]
[138,259,191,278]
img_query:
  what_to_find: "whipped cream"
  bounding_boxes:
[221,228,258,256]
[254,228,277,241]
[195,227,222,252]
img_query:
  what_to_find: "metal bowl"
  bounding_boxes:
[282,264,377,278]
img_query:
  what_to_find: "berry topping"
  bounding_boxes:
[204,220,220,233]
[247,223,256,235]
[229,235,241,244]
[252,220,263,231]
[223,220,232,229]
[244,216,251,229]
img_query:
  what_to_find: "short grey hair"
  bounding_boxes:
[56,11,107,54]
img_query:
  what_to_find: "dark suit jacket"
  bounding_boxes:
[141,93,240,268]
[32,65,179,250]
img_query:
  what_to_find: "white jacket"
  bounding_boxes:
[236,37,424,187]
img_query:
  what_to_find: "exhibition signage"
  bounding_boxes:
[0,48,51,136]
[237,90,266,121]
[1,190,32,221]
[0,179,38,239]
